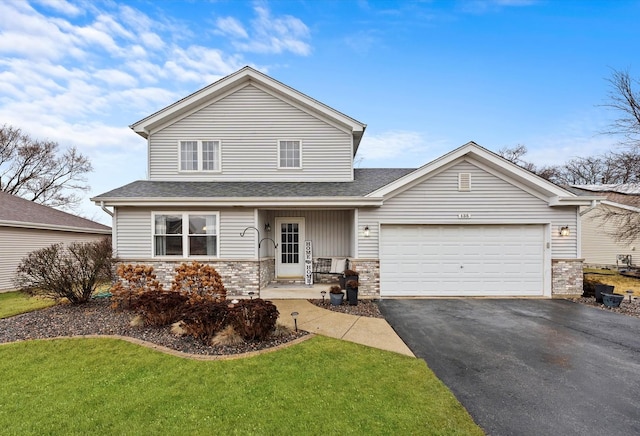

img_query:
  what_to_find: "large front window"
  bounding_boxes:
[179,140,220,172]
[154,213,218,257]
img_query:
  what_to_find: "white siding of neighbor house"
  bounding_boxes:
[581,204,639,267]
[0,227,108,292]
[357,160,578,259]
[114,206,256,260]
[148,84,354,182]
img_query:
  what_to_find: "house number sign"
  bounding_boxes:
[457,213,472,219]
[304,240,313,286]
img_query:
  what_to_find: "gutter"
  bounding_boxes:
[100,201,114,217]
[579,199,599,216]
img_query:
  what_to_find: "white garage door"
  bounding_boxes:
[380,225,545,297]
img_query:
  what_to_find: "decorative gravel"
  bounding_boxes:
[0,299,308,356]
[307,299,384,318]
[569,296,640,318]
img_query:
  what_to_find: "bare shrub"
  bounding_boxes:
[130,290,189,326]
[110,264,163,310]
[171,261,227,303]
[229,299,279,341]
[15,238,113,304]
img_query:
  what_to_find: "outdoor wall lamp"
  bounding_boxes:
[364,226,370,237]
[264,222,271,232]
[559,226,570,237]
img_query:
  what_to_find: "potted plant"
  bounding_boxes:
[346,279,358,306]
[329,285,344,306]
[343,269,359,287]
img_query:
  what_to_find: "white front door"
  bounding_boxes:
[276,217,305,278]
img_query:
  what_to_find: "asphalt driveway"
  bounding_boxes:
[379,299,640,436]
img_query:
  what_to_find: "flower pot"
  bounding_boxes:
[595,284,615,303]
[330,292,344,306]
[602,293,624,308]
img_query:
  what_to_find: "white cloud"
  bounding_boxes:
[357,130,452,167]
[34,0,82,17]
[216,16,249,39]
[224,4,311,55]
[93,69,138,88]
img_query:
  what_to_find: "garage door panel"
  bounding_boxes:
[380,225,545,297]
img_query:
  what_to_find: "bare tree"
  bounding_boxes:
[597,69,640,242]
[0,124,92,209]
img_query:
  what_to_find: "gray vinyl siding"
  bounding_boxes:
[263,210,352,258]
[114,206,257,260]
[0,227,108,292]
[358,161,578,259]
[148,84,353,182]
[581,204,639,266]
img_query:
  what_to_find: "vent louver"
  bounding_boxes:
[458,173,471,191]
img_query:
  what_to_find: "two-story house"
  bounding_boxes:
[93,66,598,298]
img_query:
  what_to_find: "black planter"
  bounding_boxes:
[595,284,615,303]
[346,287,358,305]
[602,293,624,308]
[330,292,344,306]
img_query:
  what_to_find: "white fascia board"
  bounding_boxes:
[600,199,640,213]
[129,67,366,141]
[94,197,383,208]
[548,196,604,206]
[367,142,575,200]
[0,220,112,234]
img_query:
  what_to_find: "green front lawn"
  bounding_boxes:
[0,336,482,435]
[0,291,56,319]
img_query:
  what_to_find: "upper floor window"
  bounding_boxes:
[278,140,302,169]
[179,140,220,172]
[153,212,219,257]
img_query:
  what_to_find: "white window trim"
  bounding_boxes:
[178,140,222,173]
[277,139,303,169]
[152,211,220,259]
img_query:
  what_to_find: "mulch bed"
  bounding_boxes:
[0,299,308,357]
[569,296,640,318]
[307,299,384,318]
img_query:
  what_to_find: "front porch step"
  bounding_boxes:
[273,279,306,286]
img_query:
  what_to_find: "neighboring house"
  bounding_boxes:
[93,66,599,298]
[567,184,640,268]
[0,191,111,292]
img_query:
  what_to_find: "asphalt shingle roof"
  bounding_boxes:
[93,168,416,199]
[0,191,111,231]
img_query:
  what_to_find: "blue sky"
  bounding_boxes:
[1,0,639,224]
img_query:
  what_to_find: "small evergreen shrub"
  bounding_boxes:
[15,238,114,304]
[229,299,279,341]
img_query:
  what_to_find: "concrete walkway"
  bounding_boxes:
[273,300,414,357]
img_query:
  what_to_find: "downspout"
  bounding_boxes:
[579,199,599,216]
[100,201,114,217]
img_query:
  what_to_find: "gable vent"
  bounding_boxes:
[458,173,471,191]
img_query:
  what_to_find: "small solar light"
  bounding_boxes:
[626,289,634,302]
[291,311,299,332]
[248,291,255,299]
[321,290,326,304]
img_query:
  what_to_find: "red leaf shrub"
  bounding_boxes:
[229,299,279,341]
[130,290,189,326]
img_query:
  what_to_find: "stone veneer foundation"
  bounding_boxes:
[348,259,380,297]
[118,259,276,297]
[551,258,584,297]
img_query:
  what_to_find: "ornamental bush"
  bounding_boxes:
[180,300,232,344]
[228,299,279,341]
[170,261,227,303]
[15,238,114,304]
[110,264,164,310]
[130,289,189,326]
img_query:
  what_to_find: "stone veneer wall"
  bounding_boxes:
[349,259,380,297]
[551,258,584,297]
[120,259,275,297]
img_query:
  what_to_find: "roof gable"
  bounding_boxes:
[367,142,600,206]
[0,191,111,233]
[130,66,367,151]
